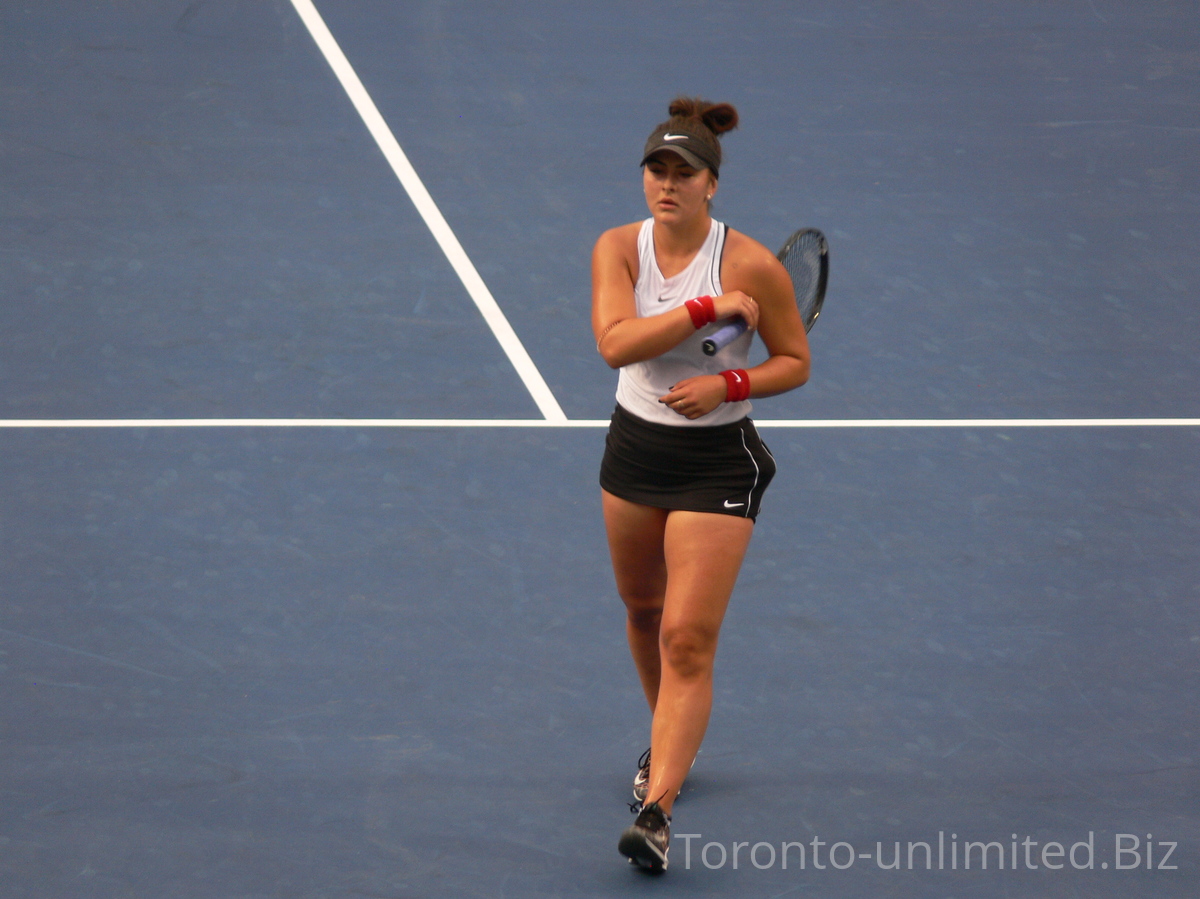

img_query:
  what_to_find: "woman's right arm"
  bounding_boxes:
[591,226,756,369]
[592,225,694,369]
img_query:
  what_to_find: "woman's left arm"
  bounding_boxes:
[743,252,810,396]
[657,241,809,419]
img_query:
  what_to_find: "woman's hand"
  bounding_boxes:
[658,374,729,420]
[713,290,759,331]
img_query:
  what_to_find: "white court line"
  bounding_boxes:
[288,0,567,423]
[756,418,1200,428]
[1,419,1198,429]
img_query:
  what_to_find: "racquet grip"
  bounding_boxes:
[701,319,748,356]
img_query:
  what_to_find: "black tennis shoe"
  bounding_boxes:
[632,747,651,804]
[618,800,671,872]
[633,748,696,806]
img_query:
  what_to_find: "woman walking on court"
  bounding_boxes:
[593,97,811,872]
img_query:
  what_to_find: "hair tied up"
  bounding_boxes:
[667,97,739,136]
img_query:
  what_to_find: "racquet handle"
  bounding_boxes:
[702,319,747,356]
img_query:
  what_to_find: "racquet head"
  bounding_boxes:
[776,228,829,333]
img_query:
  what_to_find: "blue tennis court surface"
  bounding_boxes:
[2,2,1197,897]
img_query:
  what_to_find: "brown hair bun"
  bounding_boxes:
[667,97,739,136]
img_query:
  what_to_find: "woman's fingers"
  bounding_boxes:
[659,375,727,419]
[715,291,759,330]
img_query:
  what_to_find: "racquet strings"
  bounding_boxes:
[777,230,828,332]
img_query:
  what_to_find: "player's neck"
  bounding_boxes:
[652,214,711,268]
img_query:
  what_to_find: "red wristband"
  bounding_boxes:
[684,295,716,329]
[720,369,751,403]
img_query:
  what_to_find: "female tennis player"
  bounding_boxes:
[594,97,811,872]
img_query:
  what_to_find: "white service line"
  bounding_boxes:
[2,419,1199,429]
[754,418,1200,428]
[288,0,567,423]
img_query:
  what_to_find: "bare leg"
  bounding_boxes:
[602,489,669,711]
[603,488,754,814]
[645,510,753,815]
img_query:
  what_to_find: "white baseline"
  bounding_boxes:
[1,419,1198,429]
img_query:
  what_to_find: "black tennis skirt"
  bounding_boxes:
[599,404,776,521]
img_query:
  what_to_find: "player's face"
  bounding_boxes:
[643,151,715,224]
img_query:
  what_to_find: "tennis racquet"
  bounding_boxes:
[701,228,829,355]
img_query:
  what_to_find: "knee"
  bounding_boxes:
[660,623,718,679]
[622,592,662,633]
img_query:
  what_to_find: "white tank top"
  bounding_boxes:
[615,217,753,426]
